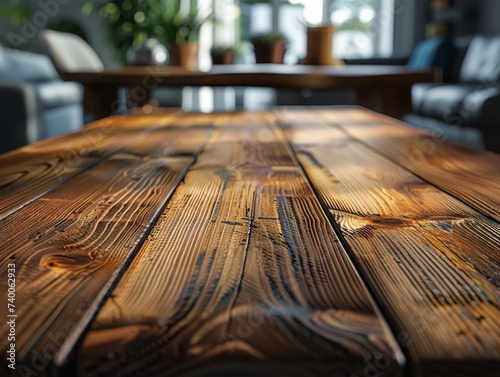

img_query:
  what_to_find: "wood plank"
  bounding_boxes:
[225,171,402,376]
[0,123,213,375]
[277,109,500,376]
[77,114,403,376]
[306,107,500,222]
[0,114,182,221]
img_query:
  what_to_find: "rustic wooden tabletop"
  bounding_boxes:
[0,107,498,377]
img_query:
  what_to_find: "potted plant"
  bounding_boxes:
[82,0,155,64]
[82,0,157,64]
[210,42,249,65]
[250,32,287,64]
[83,0,211,69]
[149,0,212,70]
[211,46,235,65]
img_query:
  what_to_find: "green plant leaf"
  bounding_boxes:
[82,0,214,63]
[81,3,95,16]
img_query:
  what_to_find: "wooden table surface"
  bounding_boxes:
[0,107,498,377]
[63,65,439,120]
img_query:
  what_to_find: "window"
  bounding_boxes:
[239,0,397,61]
[240,0,309,63]
[329,0,394,58]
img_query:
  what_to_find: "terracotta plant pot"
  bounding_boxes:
[253,40,285,64]
[211,52,235,65]
[169,42,199,70]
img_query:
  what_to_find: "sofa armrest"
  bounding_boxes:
[461,86,500,129]
[0,82,42,154]
[36,81,83,109]
[461,86,500,152]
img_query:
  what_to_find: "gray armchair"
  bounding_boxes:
[39,29,182,115]
[403,35,500,152]
[0,44,83,154]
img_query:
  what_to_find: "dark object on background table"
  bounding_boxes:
[127,39,168,66]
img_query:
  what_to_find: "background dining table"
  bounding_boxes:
[62,64,440,120]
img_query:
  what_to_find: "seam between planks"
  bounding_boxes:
[0,113,183,223]
[313,107,500,225]
[54,120,216,370]
[276,108,500,376]
[270,110,407,373]
[0,159,103,222]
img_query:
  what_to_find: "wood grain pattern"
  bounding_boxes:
[1,109,498,377]
[309,107,499,222]
[77,115,403,377]
[225,171,402,375]
[277,108,500,376]
[0,114,182,221]
[0,123,213,375]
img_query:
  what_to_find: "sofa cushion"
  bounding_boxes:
[408,37,453,66]
[36,81,82,110]
[2,48,59,82]
[412,83,440,114]
[402,113,486,149]
[39,30,104,74]
[417,84,477,121]
[460,86,500,129]
[459,36,500,83]
[407,37,456,82]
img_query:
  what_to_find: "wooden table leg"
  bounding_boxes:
[125,85,152,109]
[83,84,120,120]
[356,84,412,120]
[83,83,155,120]
[357,87,380,113]
[381,83,412,119]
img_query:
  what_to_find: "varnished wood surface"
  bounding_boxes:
[0,107,498,377]
[0,113,214,375]
[0,114,180,221]
[315,108,500,222]
[77,113,402,377]
[276,108,500,376]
